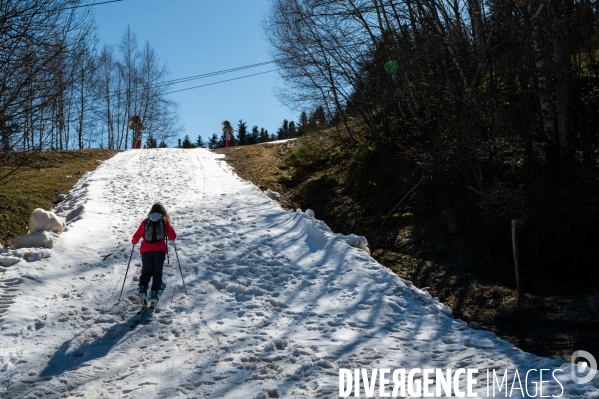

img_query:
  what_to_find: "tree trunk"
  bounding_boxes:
[530,3,558,159]
[554,36,571,158]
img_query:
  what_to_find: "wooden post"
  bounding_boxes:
[512,219,525,305]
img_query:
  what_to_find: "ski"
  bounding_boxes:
[130,305,149,329]
[142,283,166,323]
[129,283,166,328]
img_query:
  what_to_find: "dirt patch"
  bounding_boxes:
[215,140,599,362]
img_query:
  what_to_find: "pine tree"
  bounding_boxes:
[298,111,308,136]
[158,141,168,148]
[208,133,218,149]
[313,105,326,128]
[249,126,259,144]
[236,120,248,145]
[288,121,296,138]
[196,135,206,148]
[260,128,269,143]
[145,134,158,149]
[181,135,195,148]
[276,119,290,140]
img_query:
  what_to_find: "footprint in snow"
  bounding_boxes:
[0,294,16,326]
[0,277,23,293]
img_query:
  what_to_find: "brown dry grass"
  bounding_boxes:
[213,141,300,209]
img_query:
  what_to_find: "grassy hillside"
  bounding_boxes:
[0,149,120,246]
[215,133,599,361]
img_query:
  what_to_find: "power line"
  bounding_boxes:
[164,69,280,95]
[5,62,281,106]
[160,61,276,87]
[58,0,124,11]
[106,61,281,96]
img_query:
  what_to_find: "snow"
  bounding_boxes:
[7,230,58,250]
[28,208,66,234]
[0,148,596,398]
[261,138,297,145]
[265,189,280,201]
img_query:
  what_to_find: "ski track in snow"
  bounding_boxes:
[0,148,596,398]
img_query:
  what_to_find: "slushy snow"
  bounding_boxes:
[0,148,596,398]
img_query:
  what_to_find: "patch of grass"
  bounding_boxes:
[0,149,120,245]
[213,142,301,209]
[286,130,338,169]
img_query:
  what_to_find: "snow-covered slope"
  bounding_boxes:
[0,148,596,398]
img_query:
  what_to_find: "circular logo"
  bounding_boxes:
[384,60,399,75]
[571,350,597,384]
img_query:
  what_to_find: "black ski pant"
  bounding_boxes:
[140,251,166,292]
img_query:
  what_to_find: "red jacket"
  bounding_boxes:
[132,219,177,254]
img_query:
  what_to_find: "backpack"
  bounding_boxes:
[144,213,165,243]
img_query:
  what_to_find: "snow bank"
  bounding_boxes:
[8,231,56,250]
[289,208,371,254]
[65,204,85,223]
[265,189,280,201]
[27,249,52,262]
[4,209,64,265]
[54,170,93,223]
[0,256,20,267]
[29,208,65,234]
[263,138,297,145]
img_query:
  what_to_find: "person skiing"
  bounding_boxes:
[131,203,177,308]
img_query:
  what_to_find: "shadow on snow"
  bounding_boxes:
[39,316,137,378]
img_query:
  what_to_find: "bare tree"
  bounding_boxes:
[92,30,183,150]
[265,0,599,284]
[137,40,182,145]
[96,45,117,150]
[0,0,95,153]
[265,0,591,161]
[73,41,98,149]
[117,25,139,149]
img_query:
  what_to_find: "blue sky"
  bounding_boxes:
[93,0,296,144]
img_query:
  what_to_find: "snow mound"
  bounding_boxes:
[291,209,370,254]
[27,249,52,262]
[8,231,57,250]
[340,234,370,255]
[29,208,65,234]
[0,256,21,267]
[66,204,85,223]
[265,189,280,201]
[4,208,63,264]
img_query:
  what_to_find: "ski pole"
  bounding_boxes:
[172,240,187,294]
[165,236,170,265]
[118,244,136,303]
